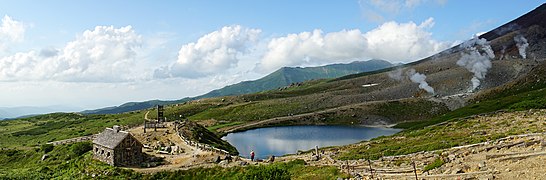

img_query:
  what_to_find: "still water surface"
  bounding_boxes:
[222,125,401,159]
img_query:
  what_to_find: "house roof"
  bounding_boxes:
[93,128,129,149]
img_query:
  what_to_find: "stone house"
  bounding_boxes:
[92,125,143,166]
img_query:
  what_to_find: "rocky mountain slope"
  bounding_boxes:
[155,3,546,131]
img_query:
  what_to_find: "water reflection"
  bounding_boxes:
[222,125,401,159]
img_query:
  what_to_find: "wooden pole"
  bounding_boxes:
[368,159,373,179]
[346,160,350,177]
[412,161,418,180]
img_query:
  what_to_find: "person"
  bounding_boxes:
[250,150,255,162]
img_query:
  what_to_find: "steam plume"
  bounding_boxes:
[514,35,529,59]
[406,68,435,94]
[456,37,494,91]
[387,68,404,81]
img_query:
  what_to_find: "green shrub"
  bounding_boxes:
[424,158,444,171]
[240,165,291,180]
[41,144,54,153]
[508,99,546,111]
[70,142,92,156]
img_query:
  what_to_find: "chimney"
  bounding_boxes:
[113,125,120,133]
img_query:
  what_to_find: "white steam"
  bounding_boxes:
[456,37,494,91]
[389,68,434,94]
[387,68,404,81]
[514,35,529,59]
[406,68,435,94]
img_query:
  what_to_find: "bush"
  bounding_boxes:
[241,165,290,180]
[71,142,92,156]
[508,99,546,111]
[424,158,444,171]
[41,144,54,153]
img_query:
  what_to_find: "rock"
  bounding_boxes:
[311,155,319,161]
[505,168,511,172]
[478,161,486,169]
[224,155,233,162]
[448,154,456,161]
[239,161,248,166]
[219,160,229,166]
[461,164,471,173]
[41,154,49,161]
[451,168,462,174]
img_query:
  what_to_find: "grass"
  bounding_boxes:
[178,120,239,155]
[395,87,546,130]
[147,159,347,180]
[337,109,546,160]
[424,158,445,171]
[0,145,345,179]
[0,111,145,149]
[207,121,243,132]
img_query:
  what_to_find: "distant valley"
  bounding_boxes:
[0,106,82,120]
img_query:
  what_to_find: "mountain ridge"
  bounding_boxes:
[81,59,393,114]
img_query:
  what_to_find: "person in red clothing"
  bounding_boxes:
[250,150,255,162]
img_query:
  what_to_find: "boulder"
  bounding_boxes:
[219,160,229,166]
[214,156,222,163]
[41,154,49,161]
[311,155,320,161]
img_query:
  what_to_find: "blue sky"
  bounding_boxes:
[0,0,543,110]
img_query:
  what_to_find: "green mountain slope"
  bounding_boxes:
[199,60,393,98]
[82,60,392,115]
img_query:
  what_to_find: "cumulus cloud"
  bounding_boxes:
[0,25,142,82]
[257,18,451,71]
[0,15,26,53]
[154,25,261,78]
[0,15,25,42]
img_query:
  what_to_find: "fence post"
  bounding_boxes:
[412,161,418,180]
[368,159,373,179]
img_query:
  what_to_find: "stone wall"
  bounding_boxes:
[93,144,114,165]
[113,135,143,166]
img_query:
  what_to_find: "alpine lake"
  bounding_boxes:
[222,125,401,159]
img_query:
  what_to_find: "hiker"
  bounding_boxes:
[250,150,255,162]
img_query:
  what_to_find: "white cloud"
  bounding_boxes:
[358,0,448,23]
[0,15,26,54]
[363,17,449,61]
[257,18,452,71]
[0,15,25,42]
[0,25,143,82]
[155,25,261,78]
